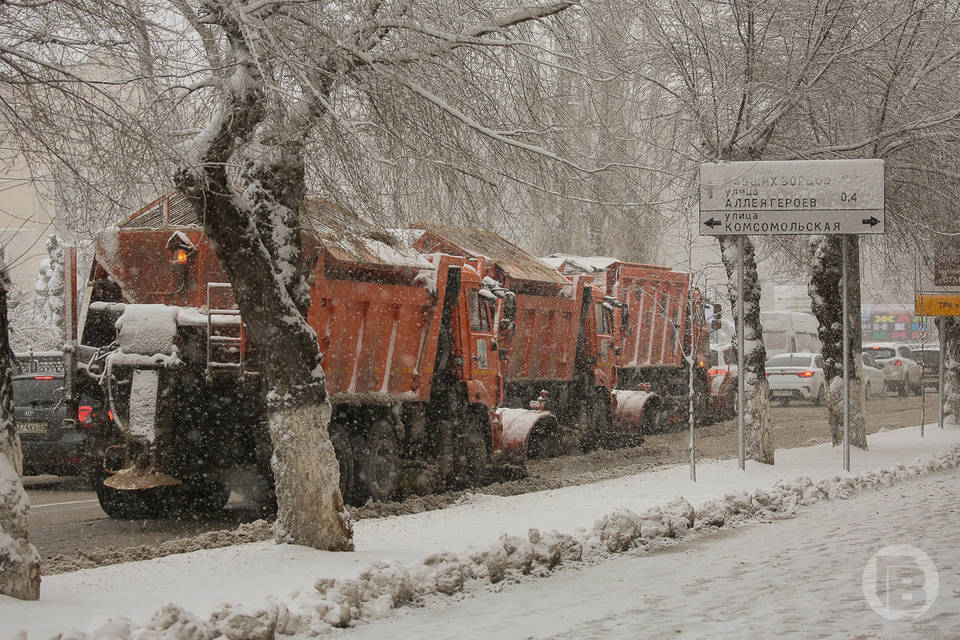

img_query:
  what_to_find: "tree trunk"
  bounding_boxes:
[176,176,354,552]
[172,4,352,551]
[718,235,774,464]
[808,236,867,449]
[0,266,41,600]
[940,317,960,426]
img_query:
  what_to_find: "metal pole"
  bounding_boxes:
[842,236,850,472]
[737,236,746,471]
[63,244,78,429]
[689,285,696,482]
[939,325,945,430]
[919,296,925,439]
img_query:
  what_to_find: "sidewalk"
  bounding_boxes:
[5,424,960,639]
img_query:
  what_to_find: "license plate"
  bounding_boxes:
[772,390,793,397]
[17,421,47,434]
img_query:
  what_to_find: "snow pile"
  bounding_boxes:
[96,226,122,263]
[43,443,960,639]
[127,371,160,445]
[115,305,179,357]
[44,521,274,575]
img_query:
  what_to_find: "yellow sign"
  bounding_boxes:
[915,292,960,316]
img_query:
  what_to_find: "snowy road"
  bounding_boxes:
[342,469,960,640]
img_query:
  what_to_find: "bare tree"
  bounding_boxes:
[618,0,960,459]
[794,1,960,446]
[624,0,870,463]
[2,0,599,549]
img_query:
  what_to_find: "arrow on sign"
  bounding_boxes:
[703,218,722,229]
[861,216,881,227]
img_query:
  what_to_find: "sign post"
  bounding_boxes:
[699,159,885,472]
[940,329,945,431]
[915,291,960,431]
[738,236,745,471]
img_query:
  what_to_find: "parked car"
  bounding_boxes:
[766,352,826,406]
[14,350,66,375]
[708,343,737,419]
[913,347,941,390]
[862,343,923,396]
[14,372,100,479]
[860,352,886,400]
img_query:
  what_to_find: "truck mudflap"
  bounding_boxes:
[611,389,662,435]
[496,407,569,461]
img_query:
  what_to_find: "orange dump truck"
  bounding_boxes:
[72,193,554,518]
[409,225,654,449]
[547,255,710,431]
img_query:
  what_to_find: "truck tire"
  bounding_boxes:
[574,393,599,451]
[328,423,355,505]
[354,418,400,503]
[453,408,488,488]
[594,389,617,448]
[179,477,230,515]
[96,483,169,520]
[899,376,910,398]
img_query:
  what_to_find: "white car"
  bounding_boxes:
[860,352,886,400]
[766,352,826,406]
[862,343,923,396]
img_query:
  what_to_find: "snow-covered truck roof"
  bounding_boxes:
[410,224,570,287]
[542,254,619,275]
[115,190,432,272]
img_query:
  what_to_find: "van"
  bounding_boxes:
[760,311,821,356]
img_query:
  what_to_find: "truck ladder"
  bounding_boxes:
[205,282,254,380]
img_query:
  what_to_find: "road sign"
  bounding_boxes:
[934,253,960,287]
[916,292,960,316]
[699,159,885,235]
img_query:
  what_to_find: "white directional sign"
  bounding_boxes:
[699,159,885,235]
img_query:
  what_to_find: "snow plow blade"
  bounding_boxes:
[103,467,183,490]
[497,408,567,461]
[611,389,662,435]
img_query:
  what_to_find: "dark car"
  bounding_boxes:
[14,372,97,478]
[914,347,941,390]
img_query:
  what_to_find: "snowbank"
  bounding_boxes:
[5,424,960,638]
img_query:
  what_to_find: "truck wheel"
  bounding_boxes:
[575,395,599,451]
[96,482,168,520]
[527,416,564,458]
[453,409,489,488]
[355,418,400,503]
[899,376,909,397]
[180,477,230,515]
[328,423,355,505]
[594,389,616,448]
